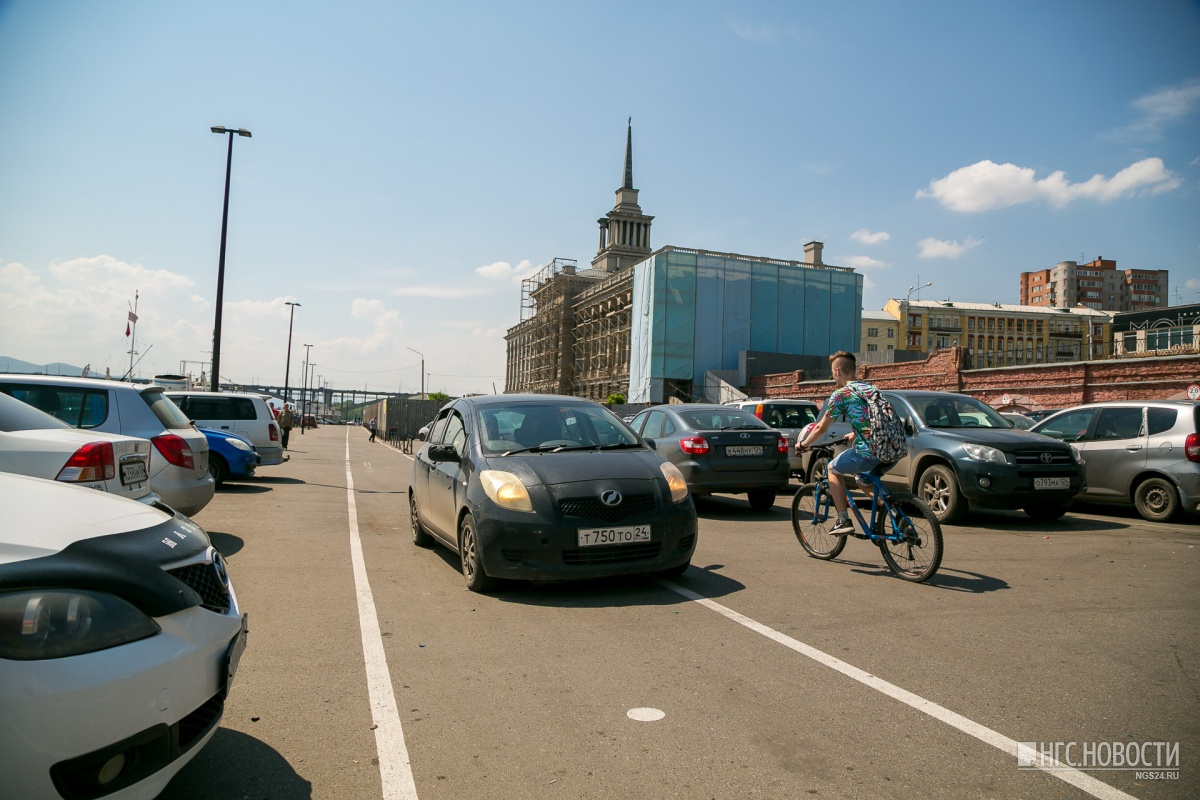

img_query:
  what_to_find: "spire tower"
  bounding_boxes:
[593,119,653,274]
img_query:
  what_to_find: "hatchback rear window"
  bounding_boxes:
[141,390,193,429]
[679,410,766,430]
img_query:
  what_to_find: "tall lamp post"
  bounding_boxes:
[906,281,932,303]
[406,347,425,398]
[300,344,312,435]
[283,301,300,403]
[209,126,252,392]
[306,364,316,427]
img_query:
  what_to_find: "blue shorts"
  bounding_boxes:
[829,447,881,477]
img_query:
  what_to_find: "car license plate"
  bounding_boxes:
[726,445,763,456]
[578,525,651,547]
[120,460,148,485]
[1035,477,1070,490]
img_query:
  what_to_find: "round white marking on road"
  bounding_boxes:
[627,707,665,722]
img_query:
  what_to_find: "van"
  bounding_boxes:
[0,374,214,516]
[167,391,285,466]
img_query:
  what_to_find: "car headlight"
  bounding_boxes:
[479,470,533,512]
[1069,445,1085,465]
[0,590,160,660]
[961,443,1008,464]
[659,461,690,504]
[225,437,253,452]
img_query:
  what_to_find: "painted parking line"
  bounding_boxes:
[345,430,419,800]
[656,578,1138,800]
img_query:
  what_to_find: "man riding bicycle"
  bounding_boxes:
[795,351,882,536]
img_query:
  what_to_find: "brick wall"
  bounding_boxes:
[748,348,1200,410]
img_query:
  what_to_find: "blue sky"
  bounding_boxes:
[1,0,1198,396]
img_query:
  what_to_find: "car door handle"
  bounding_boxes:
[1125,445,1142,452]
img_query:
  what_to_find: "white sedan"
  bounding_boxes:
[0,391,158,505]
[0,472,248,799]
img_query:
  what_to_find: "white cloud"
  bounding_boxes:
[843,255,889,270]
[1186,278,1200,290]
[731,22,778,42]
[475,259,540,284]
[850,228,891,245]
[1104,79,1200,141]
[915,158,1181,212]
[917,236,983,259]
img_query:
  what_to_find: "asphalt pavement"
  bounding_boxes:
[161,423,1199,800]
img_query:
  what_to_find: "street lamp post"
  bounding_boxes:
[306,364,316,426]
[300,344,312,435]
[906,281,933,303]
[283,301,300,403]
[407,347,424,398]
[209,126,252,392]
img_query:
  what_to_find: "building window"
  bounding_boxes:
[1016,319,1024,332]
[867,343,878,351]
[867,327,879,337]
[987,318,995,330]
[968,318,975,330]
[887,328,894,338]
[1036,320,1043,333]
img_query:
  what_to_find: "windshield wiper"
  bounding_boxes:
[498,445,559,456]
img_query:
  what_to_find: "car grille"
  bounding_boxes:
[178,694,224,753]
[168,562,231,613]
[1013,450,1075,466]
[562,542,662,565]
[559,494,656,522]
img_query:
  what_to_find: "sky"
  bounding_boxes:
[1,0,1198,397]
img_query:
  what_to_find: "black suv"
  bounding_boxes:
[878,390,1086,523]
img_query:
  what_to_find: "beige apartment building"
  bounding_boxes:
[879,299,1113,366]
[860,309,899,353]
[1019,257,1167,312]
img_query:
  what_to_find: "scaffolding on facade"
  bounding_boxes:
[571,267,634,401]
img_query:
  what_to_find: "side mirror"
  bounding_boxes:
[904,421,916,436]
[642,438,657,451]
[427,444,459,463]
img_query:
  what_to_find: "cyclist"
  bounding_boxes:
[795,350,881,536]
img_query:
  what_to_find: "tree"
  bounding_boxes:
[428,391,451,404]
[605,393,626,406]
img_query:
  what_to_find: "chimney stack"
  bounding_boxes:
[803,241,824,266]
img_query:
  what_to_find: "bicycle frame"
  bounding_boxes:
[806,452,914,543]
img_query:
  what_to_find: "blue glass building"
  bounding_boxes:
[628,246,862,403]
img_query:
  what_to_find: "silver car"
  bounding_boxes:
[1032,400,1199,522]
[0,375,215,516]
[728,398,853,482]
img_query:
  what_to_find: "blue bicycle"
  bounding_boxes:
[791,437,943,583]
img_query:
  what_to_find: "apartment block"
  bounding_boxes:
[1020,257,1167,312]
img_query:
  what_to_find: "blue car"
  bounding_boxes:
[199,426,259,487]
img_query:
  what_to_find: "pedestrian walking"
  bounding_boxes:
[278,403,295,450]
[368,417,378,443]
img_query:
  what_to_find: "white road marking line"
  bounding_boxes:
[346,431,419,800]
[656,579,1138,800]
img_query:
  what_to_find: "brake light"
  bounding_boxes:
[679,436,710,455]
[1186,433,1200,463]
[269,422,279,442]
[56,441,116,483]
[153,434,194,469]
[754,403,764,420]
[777,435,790,454]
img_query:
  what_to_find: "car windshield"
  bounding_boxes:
[0,392,71,431]
[477,402,639,454]
[916,396,1009,429]
[679,409,768,431]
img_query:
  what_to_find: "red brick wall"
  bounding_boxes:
[749,348,1200,410]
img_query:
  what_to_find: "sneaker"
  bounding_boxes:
[830,518,855,536]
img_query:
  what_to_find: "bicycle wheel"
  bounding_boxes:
[791,483,848,560]
[874,492,943,583]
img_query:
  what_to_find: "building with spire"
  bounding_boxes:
[505,122,862,403]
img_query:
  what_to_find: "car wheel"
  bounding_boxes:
[1133,477,1180,523]
[409,491,433,547]
[747,490,776,511]
[917,464,966,524]
[1024,503,1068,521]
[806,454,830,484]
[459,512,496,592]
[209,454,228,488]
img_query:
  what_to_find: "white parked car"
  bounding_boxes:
[166,390,285,466]
[0,392,159,505]
[0,471,247,799]
[0,375,215,516]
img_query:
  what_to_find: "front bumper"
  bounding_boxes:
[956,461,1085,509]
[472,494,698,581]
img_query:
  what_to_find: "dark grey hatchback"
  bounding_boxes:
[409,394,697,592]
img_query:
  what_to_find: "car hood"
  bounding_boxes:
[918,427,1066,449]
[494,448,665,487]
[0,473,216,616]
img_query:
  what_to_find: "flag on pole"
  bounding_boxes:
[81,364,90,377]
[125,322,130,337]
[128,310,138,323]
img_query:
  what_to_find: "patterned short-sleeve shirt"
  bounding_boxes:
[825,381,876,456]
